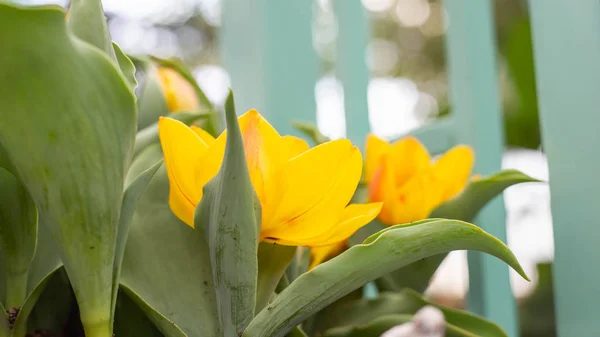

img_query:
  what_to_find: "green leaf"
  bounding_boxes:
[137,63,170,130]
[242,219,527,337]
[120,145,218,337]
[291,121,330,146]
[67,0,116,61]
[256,243,296,312]
[111,160,162,329]
[287,326,309,337]
[431,169,541,221]
[321,315,412,337]
[114,288,164,337]
[0,4,137,336]
[133,112,212,158]
[113,42,137,91]
[0,303,8,337]
[0,167,37,308]
[120,285,186,337]
[12,266,62,337]
[195,92,259,336]
[318,290,507,337]
[376,170,540,293]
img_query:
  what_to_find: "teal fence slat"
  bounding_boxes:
[221,0,318,136]
[443,1,518,335]
[334,0,370,148]
[528,1,600,336]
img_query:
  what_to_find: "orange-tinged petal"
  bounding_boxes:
[158,117,209,227]
[237,109,285,210]
[156,67,200,112]
[191,125,216,146]
[309,241,347,270]
[368,154,400,226]
[282,135,310,159]
[433,145,475,201]
[365,134,391,183]
[261,140,362,239]
[389,137,431,186]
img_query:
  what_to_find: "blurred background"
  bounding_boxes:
[15,0,554,334]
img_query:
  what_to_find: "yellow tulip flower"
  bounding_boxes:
[365,134,474,226]
[156,67,200,112]
[159,110,382,247]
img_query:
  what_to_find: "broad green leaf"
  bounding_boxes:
[12,266,62,337]
[0,167,37,308]
[111,160,162,328]
[195,92,259,336]
[67,0,116,61]
[137,63,170,130]
[26,269,72,336]
[133,112,211,158]
[150,57,220,135]
[256,243,296,312]
[285,247,310,284]
[120,285,185,337]
[113,42,137,90]
[114,288,164,337]
[242,219,527,337]
[318,290,507,337]
[292,121,330,145]
[378,170,540,293]
[0,4,136,336]
[120,145,218,337]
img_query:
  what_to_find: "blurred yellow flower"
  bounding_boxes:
[156,67,200,112]
[365,134,474,226]
[159,110,382,247]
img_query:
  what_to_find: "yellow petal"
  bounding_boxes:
[158,117,209,227]
[365,134,390,183]
[393,173,444,224]
[237,109,285,210]
[261,140,362,241]
[309,241,347,270]
[389,137,431,186]
[191,125,216,146]
[433,145,475,201]
[281,135,310,159]
[156,67,200,112]
[368,153,400,226]
[308,202,383,246]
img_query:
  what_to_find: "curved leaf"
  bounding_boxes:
[0,167,37,308]
[120,145,218,337]
[378,169,540,293]
[137,63,169,130]
[111,160,162,328]
[114,288,165,337]
[0,4,137,335]
[243,219,527,337]
[113,42,137,90]
[195,92,259,335]
[11,266,62,337]
[26,269,73,336]
[67,0,116,61]
[321,290,508,337]
[322,315,412,337]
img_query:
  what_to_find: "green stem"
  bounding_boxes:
[81,317,111,337]
[4,271,28,309]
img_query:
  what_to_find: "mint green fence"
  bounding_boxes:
[222,1,597,336]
